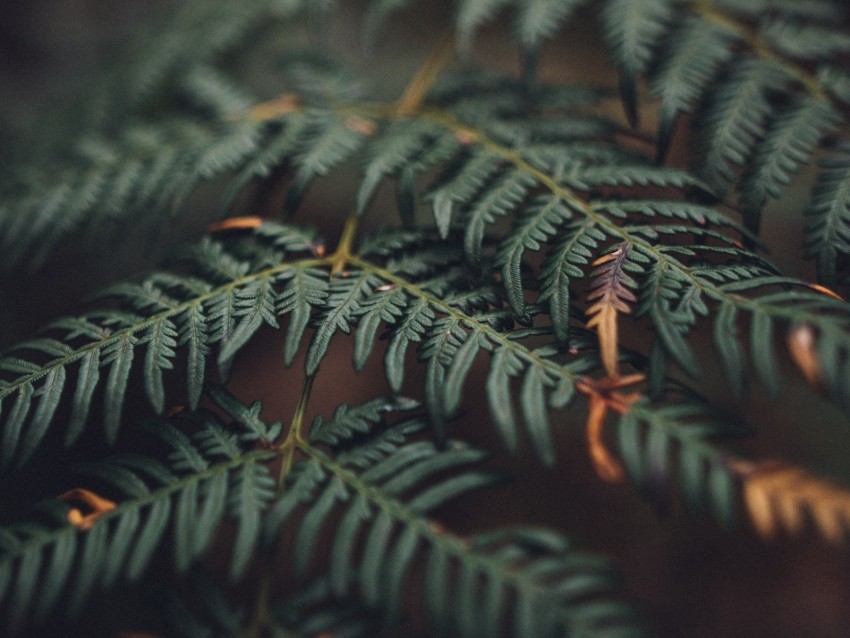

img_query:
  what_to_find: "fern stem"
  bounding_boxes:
[330,214,360,277]
[296,441,599,635]
[395,28,456,117]
[688,1,831,103]
[243,564,273,638]
[350,255,731,469]
[412,108,850,338]
[0,256,329,406]
[278,373,316,488]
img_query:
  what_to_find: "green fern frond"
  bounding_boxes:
[0,387,281,631]
[617,396,743,524]
[601,0,673,126]
[0,224,325,466]
[650,16,738,161]
[264,410,645,638]
[694,60,789,194]
[805,145,850,287]
[738,97,840,233]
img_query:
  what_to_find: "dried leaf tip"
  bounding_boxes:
[577,374,645,483]
[245,93,300,121]
[345,115,377,136]
[741,461,850,543]
[787,323,821,387]
[207,216,264,233]
[807,282,845,301]
[58,488,117,531]
[586,245,637,379]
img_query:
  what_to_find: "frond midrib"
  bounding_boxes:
[300,442,592,634]
[0,446,278,567]
[0,256,327,402]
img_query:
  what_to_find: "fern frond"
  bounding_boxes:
[805,145,850,287]
[515,0,588,51]
[740,460,850,543]
[386,83,850,409]
[650,16,738,161]
[760,18,850,61]
[264,413,646,638]
[586,244,639,378]
[602,0,673,126]
[0,386,282,631]
[0,224,326,467]
[616,396,742,523]
[738,97,840,233]
[694,60,788,194]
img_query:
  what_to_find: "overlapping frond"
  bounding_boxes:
[0,62,372,270]
[0,224,326,467]
[0,386,281,633]
[265,405,646,638]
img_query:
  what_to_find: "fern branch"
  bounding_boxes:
[408,105,850,409]
[0,226,328,467]
[0,396,280,630]
[263,416,647,637]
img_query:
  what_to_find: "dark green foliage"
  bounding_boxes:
[2,1,850,636]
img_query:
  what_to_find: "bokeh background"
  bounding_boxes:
[2,2,850,636]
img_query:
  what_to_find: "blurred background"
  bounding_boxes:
[2,2,850,636]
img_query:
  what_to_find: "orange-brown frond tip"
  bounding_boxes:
[246,93,300,121]
[309,241,327,257]
[164,404,186,418]
[590,248,622,267]
[58,488,117,531]
[787,323,821,387]
[807,282,845,301]
[345,115,377,135]
[586,395,625,483]
[742,461,850,544]
[454,128,478,145]
[207,216,264,233]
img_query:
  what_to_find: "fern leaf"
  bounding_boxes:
[761,19,850,60]
[650,17,737,161]
[741,460,850,543]
[268,411,645,637]
[618,399,744,522]
[0,387,289,628]
[586,245,639,378]
[287,111,372,212]
[694,60,788,193]
[464,169,536,265]
[805,146,850,286]
[569,165,706,190]
[428,149,503,238]
[486,347,523,452]
[539,220,603,342]
[218,278,279,376]
[385,297,437,392]
[356,119,447,215]
[520,358,557,466]
[230,459,277,579]
[307,272,377,375]
[497,194,574,316]
[515,0,587,50]
[0,225,324,465]
[739,97,840,233]
[456,0,512,54]
[602,0,673,126]
[352,286,408,371]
